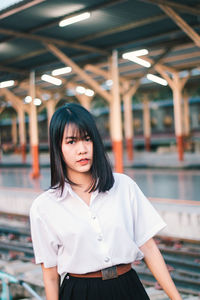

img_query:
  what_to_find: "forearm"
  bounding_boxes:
[140,238,182,300]
[43,277,59,300]
[41,264,59,300]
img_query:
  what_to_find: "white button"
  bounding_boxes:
[104,257,110,263]
[97,235,102,241]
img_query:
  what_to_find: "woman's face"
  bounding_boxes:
[61,124,93,179]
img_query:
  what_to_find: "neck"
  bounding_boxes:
[68,171,93,191]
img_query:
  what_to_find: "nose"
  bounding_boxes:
[77,140,87,154]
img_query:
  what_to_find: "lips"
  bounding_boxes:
[77,158,89,165]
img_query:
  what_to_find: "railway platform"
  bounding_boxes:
[1,149,200,169]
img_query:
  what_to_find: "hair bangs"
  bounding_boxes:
[66,110,94,141]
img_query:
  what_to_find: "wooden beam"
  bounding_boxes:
[124,79,141,97]
[0,0,45,19]
[180,72,190,90]
[0,28,108,56]
[160,5,200,48]
[155,65,174,89]
[85,64,128,86]
[46,44,112,103]
[77,14,166,43]
[140,0,200,16]
[0,88,30,114]
[85,64,110,80]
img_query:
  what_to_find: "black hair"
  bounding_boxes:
[49,103,114,194]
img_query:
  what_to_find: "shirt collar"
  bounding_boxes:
[49,182,71,202]
[49,182,111,202]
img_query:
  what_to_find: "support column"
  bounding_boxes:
[155,65,189,161]
[123,82,133,161]
[11,116,17,148]
[173,73,184,161]
[46,99,56,129]
[183,92,190,137]
[111,50,123,173]
[18,108,26,163]
[143,95,151,151]
[29,71,40,178]
[76,94,93,111]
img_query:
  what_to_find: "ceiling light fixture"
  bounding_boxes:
[126,56,151,68]
[52,67,72,76]
[34,98,42,106]
[76,86,86,94]
[122,49,150,68]
[122,49,148,58]
[0,80,15,88]
[41,74,62,86]
[24,95,32,103]
[59,12,91,27]
[85,89,94,97]
[146,74,168,86]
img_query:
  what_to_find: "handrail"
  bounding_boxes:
[0,271,43,300]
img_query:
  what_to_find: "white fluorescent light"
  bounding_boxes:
[0,80,15,88]
[122,49,149,58]
[59,12,90,27]
[52,67,72,76]
[147,74,168,86]
[85,89,94,97]
[34,98,42,106]
[24,95,32,103]
[123,55,151,68]
[76,86,85,94]
[41,74,62,86]
[105,79,113,86]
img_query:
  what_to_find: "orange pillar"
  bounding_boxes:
[18,108,26,163]
[123,82,134,161]
[143,96,151,152]
[110,50,123,173]
[173,73,184,161]
[29,71,40,178]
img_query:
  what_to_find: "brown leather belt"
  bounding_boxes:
[69,263,132,280]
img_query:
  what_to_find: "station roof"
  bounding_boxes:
[0,0,200,105]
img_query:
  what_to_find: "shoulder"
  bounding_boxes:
[113,172,136,187]
[30,188,59,218]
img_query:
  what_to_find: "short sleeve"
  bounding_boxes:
[132,182,166,247]
[30,207,59,268]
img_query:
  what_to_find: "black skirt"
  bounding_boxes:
[59,269,150,300]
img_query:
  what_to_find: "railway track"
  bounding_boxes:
[0,213,200,296]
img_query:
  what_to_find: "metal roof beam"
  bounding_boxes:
[160,5,200,48]
[76,14,166,43]
[0,28,108,56]
[140,0,200,16]
[0,65,28,76]
[30,0,128,33]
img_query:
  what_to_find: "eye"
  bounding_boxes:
[85,136,91,142]
[67,139,75,144]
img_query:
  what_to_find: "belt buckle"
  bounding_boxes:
[101,266,118,280]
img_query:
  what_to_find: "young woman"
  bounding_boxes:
[30,103,182,300]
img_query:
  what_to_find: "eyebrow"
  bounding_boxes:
[65,134,90,140]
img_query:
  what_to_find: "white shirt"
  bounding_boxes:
[30,173,166,280]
